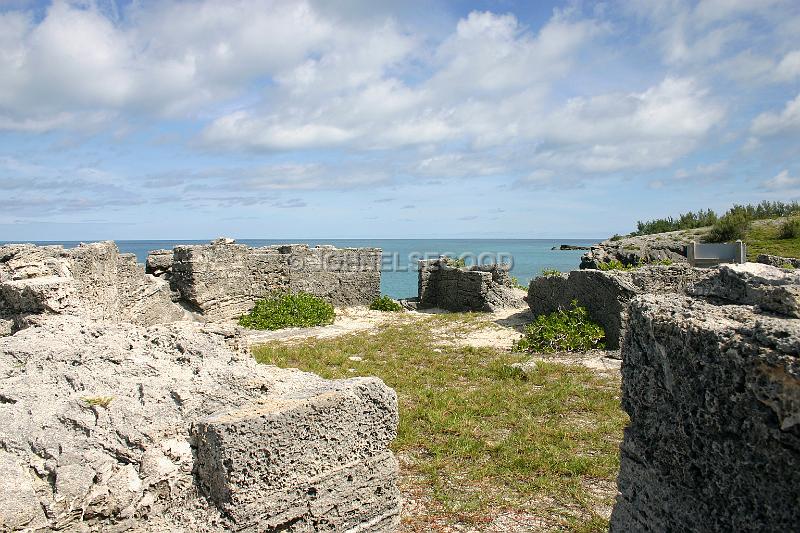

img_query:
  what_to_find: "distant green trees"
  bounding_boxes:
[632,201,800,237]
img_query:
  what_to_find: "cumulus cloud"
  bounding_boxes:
[751,93,800,136]
[761,169,800,191]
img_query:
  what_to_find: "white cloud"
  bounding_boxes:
[775,50,800,81]
[751,93,800,135]
[762,169,800,190]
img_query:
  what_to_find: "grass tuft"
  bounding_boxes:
[370,295,404,312]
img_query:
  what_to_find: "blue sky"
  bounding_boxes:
[1,0,799,240]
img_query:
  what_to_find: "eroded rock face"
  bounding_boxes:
[757,253,800,269]
[0,242,185,334]
[690,263,800,317]
[526,264,711,349]
[611,294,800,531]
[579,231,693,269]
[0,316,400,532]
[417,259,525,312]
[166,242,382,320]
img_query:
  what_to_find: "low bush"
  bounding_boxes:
[707,211,750,242]
[444,256,467,268]
[239,292,335,330]
[510,276,528,290]
[370,295,404,312]
[513,301,605,353]
[598,259,639,271]
[778,217,800,239]
[540,268,562,278]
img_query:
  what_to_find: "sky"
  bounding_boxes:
[1,0,799,240]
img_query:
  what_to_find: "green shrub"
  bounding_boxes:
[781,263,796,270]
[444,256,467,268]
[778,217,800,239]
[540,268,562,278]
[707,211,750,242]
[370,295,404,312]
[598,259,640,271]
[239,292,335,330]
[513,301,605,353]
[609,234,624,241]
[510,276,528,290]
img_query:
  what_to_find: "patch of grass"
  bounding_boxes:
[445,256,467,268]
[513,301,606,354]
[370,295,404,312]
[252,320,626,529]
[608,234,624,241]
[239,292,335,330]
[744,220,800,259]
[82,396,113,408]
[781,263,796,270]
[598,259,639,271]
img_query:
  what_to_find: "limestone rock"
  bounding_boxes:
[689,262,800,317]
[417,259,525,312]
[611,294,800,531]
[0,315,400,531]
[145,249,174,277]
[756,253,800,269]
[0,242,186,331]
[580,231,693,269]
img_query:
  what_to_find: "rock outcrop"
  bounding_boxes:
[417,259,525,312]
[612,281,800,531]
[151,241,382,321]
[526,264,711,350]
[756,253,800,269]
[1,242,185,335]
[579,230,695,269]
[0,316,400,531]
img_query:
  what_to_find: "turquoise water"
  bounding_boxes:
[4,239,597,299]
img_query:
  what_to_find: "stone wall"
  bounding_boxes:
[164,241,382,320]
[417,258,524,312]
[526,264,710,349]
[611,263,800,531]
[0,241,184,335]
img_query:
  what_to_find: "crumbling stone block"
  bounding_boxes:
[417,258,524,312]
[193,378,400,531]
[756,253,800,269]
[610,294,800,531]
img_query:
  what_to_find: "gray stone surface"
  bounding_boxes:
[611,294,800,532]
[0,242,186,334]
[168,242,382,320]
[526,264,710,349]
[417,258,525,312]
[690,262,800,317]
[757,253,800,269]
[146,249,174,277]
[580,230,694,269]
[0,316,400,531]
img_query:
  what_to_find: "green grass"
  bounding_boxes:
[370,295,405,312]
[745,221,800,259]
[252,320,627,529]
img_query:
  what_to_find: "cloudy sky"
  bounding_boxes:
[1,0,799,240]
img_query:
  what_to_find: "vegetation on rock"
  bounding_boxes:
[778,217,800,240]
[369,295,404,312]
[239,292,335,330]
[540,268,563,278]
[513,301,606,353]
[707,209,751,242]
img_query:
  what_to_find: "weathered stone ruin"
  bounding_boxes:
[149,240,382,321]
[0,241,401,532]
[611,263,800,531]
[1,241,185,335]
[526,264,711,349]
[417,258,525,312]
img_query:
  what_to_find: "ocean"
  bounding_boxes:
[3,239,598,299]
